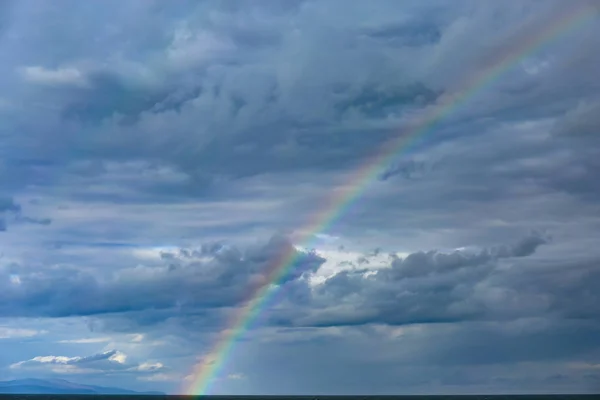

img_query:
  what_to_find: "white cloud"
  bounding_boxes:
[0,327,45,339]
[132,246,181,261]
[58,337,112,344]
[10,349,167,377]
[19,66,88,87]
[26,355,78,365]
[297,245,408,285]
[108,351,127,364]
[135,361,164,372]
[10,350,126,368]
[129,333,145,343]
[314,233,340,243]
[567,362,600,371]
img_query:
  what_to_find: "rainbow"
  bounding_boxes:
[185,3,597,395]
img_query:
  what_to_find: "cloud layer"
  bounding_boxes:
[1,0,599,395]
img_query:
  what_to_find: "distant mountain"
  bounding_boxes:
[0,378,165,395]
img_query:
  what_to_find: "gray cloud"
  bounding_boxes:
[266,233,558,328]
[0,235,324,319]
[0,0,599,394]
[5,231,598,336]
[0,197,51,231]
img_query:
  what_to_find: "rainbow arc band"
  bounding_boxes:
[185,4,598,395]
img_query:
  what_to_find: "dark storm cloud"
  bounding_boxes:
[0,0,453,200]
[20,72,443,192]
[0,235,324,319]
[0,0,600,394]
[544,100,600,201]
[266,233,555,327]
[235,320,600,395]
[1,0,596,208]
[6,231,598,336]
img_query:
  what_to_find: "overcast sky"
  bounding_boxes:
[1,0,600,395]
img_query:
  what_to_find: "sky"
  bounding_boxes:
[0,0,600,395]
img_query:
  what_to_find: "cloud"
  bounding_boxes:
[138,373,178,382]
[5,230,596,338]
[553,100,600,139]
[378,159,432,181]
[0,327,45,339]
[134,361,165,372]
[58,338,111,344]
[267,233,560,328]
[0,198,21,232]
[166,27,235,70]
[0,197,52,232]
[0,198,21,213]
[0,0,599,394]
[15,349,124,366]
[0,235,325,320]
[10,349,167,377]
[19,66,88,87]
[217,319,600,395]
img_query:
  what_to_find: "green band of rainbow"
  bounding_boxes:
[185,4,597,395]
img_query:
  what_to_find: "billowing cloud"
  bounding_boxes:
[266,232,592,328]
[0,235,325,319]
[4,231,599,335]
